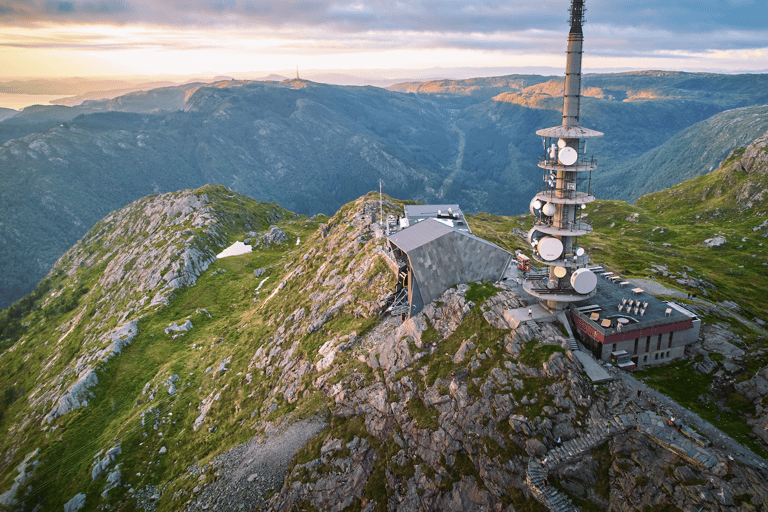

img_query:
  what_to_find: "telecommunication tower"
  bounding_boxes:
[523,0,602,311]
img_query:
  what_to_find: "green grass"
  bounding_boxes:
[465,282,501,306]
[406,397,440,431]
[518,340,565,367]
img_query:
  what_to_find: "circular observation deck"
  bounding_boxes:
[522,277,596,303]
[538,158,598,173]
[536,125,604,139]
[533,220,593,237]
[535,190,595,205]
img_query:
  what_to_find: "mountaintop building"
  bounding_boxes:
[383,213,512,318]
[569,267,701,369]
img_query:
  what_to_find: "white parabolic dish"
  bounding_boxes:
[538,237,563,261]
[558,146,578,166]
[571,268,597,294]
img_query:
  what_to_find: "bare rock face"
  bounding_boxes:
[735,368,768,402]
[741,130,768,174]
[700,323,745,358]
[63,493,87,512]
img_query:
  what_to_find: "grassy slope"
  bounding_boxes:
[0,190,403,511]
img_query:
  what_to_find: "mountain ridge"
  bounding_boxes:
[2,72,768,309]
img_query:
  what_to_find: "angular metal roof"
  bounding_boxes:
[387,217,454,253]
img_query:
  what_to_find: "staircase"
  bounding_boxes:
[526,415,637,512]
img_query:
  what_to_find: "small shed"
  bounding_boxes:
[386,218,512,317]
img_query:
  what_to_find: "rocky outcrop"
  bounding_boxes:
[254,226,288,247]
[28,187,279,427]
[43,369,98,423]
[63,493,87,512]
[703,235,727,247]
[0,449,39,507]
[740,130,768,175]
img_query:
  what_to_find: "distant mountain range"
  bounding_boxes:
[2,71,768,309]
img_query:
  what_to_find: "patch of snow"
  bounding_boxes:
[216,241,252,259]
[255,277,269,291]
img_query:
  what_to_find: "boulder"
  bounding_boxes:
[702,236,727,248]
[525,438,546,457]
[261,226,288,246]
[63,493,86,512]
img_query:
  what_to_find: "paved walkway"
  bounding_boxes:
[504,303,560,328]
[571,351,612,383]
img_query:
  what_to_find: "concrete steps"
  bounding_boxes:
[525,414,639,511]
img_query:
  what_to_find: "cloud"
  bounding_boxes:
[0,0,766,60]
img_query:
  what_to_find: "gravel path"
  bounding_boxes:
[614,370,768,472]
[183,418,327,512]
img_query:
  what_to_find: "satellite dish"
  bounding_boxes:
[557,138,567,149]
[542,202,557,217]
[538,237,564,261]
[527,227,545,247]
[576,247,585,257]
[571,268,597,294]
[581,204,587,209]
[558,146,578,166]
[530,198,543,217]
[554,266,567,278]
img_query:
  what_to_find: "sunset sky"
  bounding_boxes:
[0,0,767,79]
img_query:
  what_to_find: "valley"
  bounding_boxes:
[3,72,768,309]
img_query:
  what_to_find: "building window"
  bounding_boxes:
[666,351,670,358]
[668,331,673,349]
[644,356,648,363]
[655,353,658,360]
[634,339,639,354]
[656,335,662,351]
[645,338,650,353]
